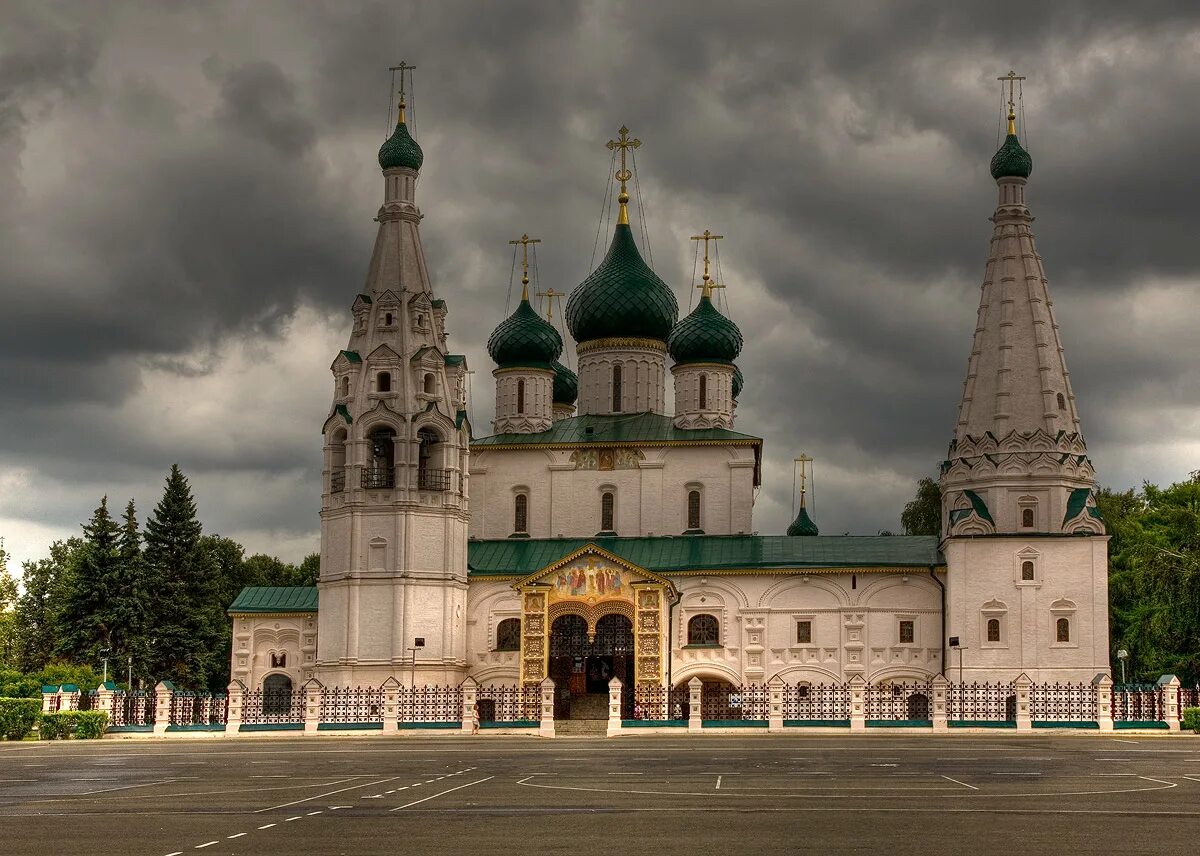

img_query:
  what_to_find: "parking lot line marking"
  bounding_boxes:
[390,776,494,812]
[194,842,218,849]
[164,852,183,856]
[942,776,979,790]
[227,833,246,839]
[285,816,302,822]
[82,778,179,795]
[254,776,399,813]
[257,824,276,830]
[715,776,722,790]
[307,810,323,816]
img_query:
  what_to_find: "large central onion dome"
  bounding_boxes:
[667,294,743,364]
[566,224,678,343]
[990,112,1032,180]
[487,297,563,368]
[378,104,424,172]
[552,360,578,405]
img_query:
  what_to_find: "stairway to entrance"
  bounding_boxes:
[568,692,609,720]
[554,718,608,736]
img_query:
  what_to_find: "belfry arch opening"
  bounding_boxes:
[548,612,633,720]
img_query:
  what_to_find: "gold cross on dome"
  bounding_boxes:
[537,288,566,321]
[606,125,641,224]
[795,454,813,506]
[389,61,416,122]
[998,69,1025,133]
[508,233,541,300]
[690,230,724,298]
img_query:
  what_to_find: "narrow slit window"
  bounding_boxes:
[796,621,812,644]
[986,618,1001,643]
[600,491,615,533]
[899,620,915,644]
[513,494,528,534]
[1021,560,1035,581]
[377,372,392,393]
[516,379,525,414]
[698,374,707,410]
[1056,618,1070,643]
[1057,392,1066,410]
[686,490,701,531]
[384,312,393,326]
[612,365,622,413]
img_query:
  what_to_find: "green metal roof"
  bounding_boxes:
[472,412,760,448]
[990,133,1032,180]
[228,587,319,614]
[668,295,743,365]
[444,354,466,366]
[335,404,352,424]
[732,365,743,399]
[466,535,943,577]
[378,121,423,171]
[1063,487,1103,527]
[340,350,362,363]
[487,297,563,368]
[950,489,994,526]
[552,360,578,405]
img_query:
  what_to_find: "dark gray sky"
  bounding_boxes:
[3,1,1199,568]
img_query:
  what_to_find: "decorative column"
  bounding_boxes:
[848,674,866,732]
[303,677,324,736]
[461,677,479,735]
[1013,673,1032,732]
[153,681,174,736]
[767,675,784,733]
[931,674,949,732]
[539,677,555,738]
[607,677,623,738]
[226,680,245,736]
[688,677,702,733]
[1093,674,1114,732]
[1159,674,1182,732]
[381,676,401,734]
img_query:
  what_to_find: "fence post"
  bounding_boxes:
[1013,673,1032,732]
[302,678,324,735]
[931,674,949,732]
[460,676,479,735]
[1093,673,1114,731]
[153,681,174,736]
[767,675,785,733]
[607,677,623,738]
[60,684,80,712]
[539,678,555,738]
[379,676,400,734]
[687,677,703,733]
[41,685,58,714]
[225,680,245,736]
[1158,674,1181,732]
[848,674,866,732]
[96,681,115,723]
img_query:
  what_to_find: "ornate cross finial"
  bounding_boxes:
[795,454,813,507]
[998,69,1025,135]
[537,287,566,322]
[390,61,416,123]
[606,125,641,225]
[690,229,725,298]
[508,233,541,301]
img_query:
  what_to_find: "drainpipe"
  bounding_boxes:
[929,565,946,677]
[666,587,681,693]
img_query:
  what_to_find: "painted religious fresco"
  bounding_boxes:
[551,558,631,601]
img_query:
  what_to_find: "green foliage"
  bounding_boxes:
[0,698,41,740]
[39,710,108,740]
[1183,707,1200,734]
[0,540,17,667]
[901,477,942,536]
[12,539,83,671]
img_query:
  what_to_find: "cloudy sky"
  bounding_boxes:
[3,1,1199,570]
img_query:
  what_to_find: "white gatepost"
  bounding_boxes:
[931,674,949,732]
[302,677,324,736]
[539,678,556,738]
[41,685,58,714]
[767,675,785,733]
[225,680,245,736]
[153,681,174,736]
[607,677,623,737]
[60,684,80,712]
[381,676,401,734]
[1159,674,1181,732]
[460,676,479,734]
[848,674,866,732]
[1013,673,1032,732]
[1093,674,1114,731]
[687,677,702,733]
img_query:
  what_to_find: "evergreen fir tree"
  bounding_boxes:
[57,497,121,665]
[111,500,150,681]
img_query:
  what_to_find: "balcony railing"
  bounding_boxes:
[330,471,346,493]
[361,467,395,489]
[417,467,452,491]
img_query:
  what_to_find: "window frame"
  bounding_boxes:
[686,489,702,532]
[612,364,622,413]
[599,490,616,534]
[686,614,720,647]
[698,373,707,410]
[898,618,916,646]
[513,493,529,535]
[495,617,521,652]
[796,619,813,645]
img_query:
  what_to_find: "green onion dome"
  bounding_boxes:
[566,223,678,343]
[732,365,743,400]
[787,505,819,537]
[487,297,563,369]
[552,360,578,405]
[667,294,743,365]
[378,120,424,172]
[990,132,1032,180]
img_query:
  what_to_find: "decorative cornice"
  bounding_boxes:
[492,366,555,377]
[576,337,666,355]
[670,361,735,374]
[469,565,946,583]
[470,437,760,452]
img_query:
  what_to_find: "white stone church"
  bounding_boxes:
[228,89,1111,718]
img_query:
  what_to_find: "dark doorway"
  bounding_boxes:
[548,613,634,719]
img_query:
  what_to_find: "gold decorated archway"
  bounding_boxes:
[515,544,675,688]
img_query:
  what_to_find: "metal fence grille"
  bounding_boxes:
[318,687,383,723]
[109,691,155,727]
[404,686,462,723]
[782,682,851,720]
[476,685,540,722]
[947,681,1015,721]
[242,688,305,724]
[631,684,690,720]
[865,682,934,720]
[1112,685,1165,721]
[1029,682,1096,721]
[699,682,768,720]
[169,692,227,726]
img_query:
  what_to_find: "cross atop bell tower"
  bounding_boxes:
[607,125,641,225]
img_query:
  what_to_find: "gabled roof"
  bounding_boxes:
[444,354,466,366]
[228,587,318,614]
[339,350,362,364]
[366,343,401,362]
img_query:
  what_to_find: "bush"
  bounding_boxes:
[0,698,42,740]
[1184,707,1200,734]
[38,710,108,740]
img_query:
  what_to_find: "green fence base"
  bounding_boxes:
[622,720,687,727]
[867,719,932,728]
[316,722,383,731]
[702,719,768,728]
[399,721,461,730]
[165,724,226,732]
[784,719,851,728]
[948,720,1016,728]
[1031,720,1099,729]
[1114,720,1169,730]
[481,720,538,729]
[106,725,153,733]
[239,722,304,732]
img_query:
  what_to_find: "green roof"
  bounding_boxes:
[487,297,563,368]
[340,350,362,363]
[990,133,1032,180]
[949,489,994,527]
[1063,487,1103,527]
[668,295,743,364]
[732,365,743,399]
[467,535,943,577]
[432,299,446,309]
[378,121,423,171]
[335,404,352,424]
[552,360,578,405]
[472,412,761,448]
[229,587,319,614]
[566,223,678,343]
[444,354,466,366]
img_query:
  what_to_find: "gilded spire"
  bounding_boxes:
[390,61,416,125]
[508,233,541,302]
[998,69,1025,137]
[537,288,566,322]
[689,229,725,299]
[606,125,641,225]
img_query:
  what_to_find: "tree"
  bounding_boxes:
[0,539,17,667]
[901,477,942,536]
[57,496,126,665]
[12,539,83,671]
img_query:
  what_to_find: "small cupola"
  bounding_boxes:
[378,93,424,172]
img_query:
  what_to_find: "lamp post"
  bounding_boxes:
[1117,649,1128,686]
[948,636,965,684]
[408,638,426,692]
[100,647,111,685]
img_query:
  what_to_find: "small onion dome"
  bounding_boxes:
[566,223,678,343]
[487,297,563,368]
[787,505,819,536]
[990,132,1032,180]
[732,365,743,400]
[378,120,424,172]
[552,360,578,405]
[667,294,743,365]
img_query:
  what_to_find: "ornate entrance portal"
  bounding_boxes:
[548,613,634,719]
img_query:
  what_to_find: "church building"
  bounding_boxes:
[228,79,1111,718]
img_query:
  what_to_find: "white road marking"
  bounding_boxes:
[254,776,400,813]
[1183,776,1200,784]
[227,833,246,839]
[994,772,1042,776]
[1113,739,1139,744]
[164,852,183,856]
[194,842,218,850]
[307,810,323,816]
[390,776,494,812]
[285,816,302,822]
[257,824,276,830]
[715,776,722,790]
[942,776,979,790]
[82,778,179,795]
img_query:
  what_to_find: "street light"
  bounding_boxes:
[949,636,966,684]
[100,647,111,685]
[1117,649,1128,686]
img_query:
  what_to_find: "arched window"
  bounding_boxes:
[384,312,393,326]
[600,491,615,533]
[417,313,426,328]
[698,374,707,410]
[1057,392,1066,410]
[987,618,1001,643]
[364,426,396,488]
[417,428,447,490]
[262,674,293,715]
[1021,560,1035,581]
[513,494,528,534]
[686,490,702,531]
[424,373,435,395]
[329,428,347,493]
[377,372,392,393]
[612,365,622,413]
[339,376,349,398]
[1056,618,1070,642]
[687,614,720,646]
[1022,508,1035,528]
[517,379,525,414]
[496,618,521,651]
